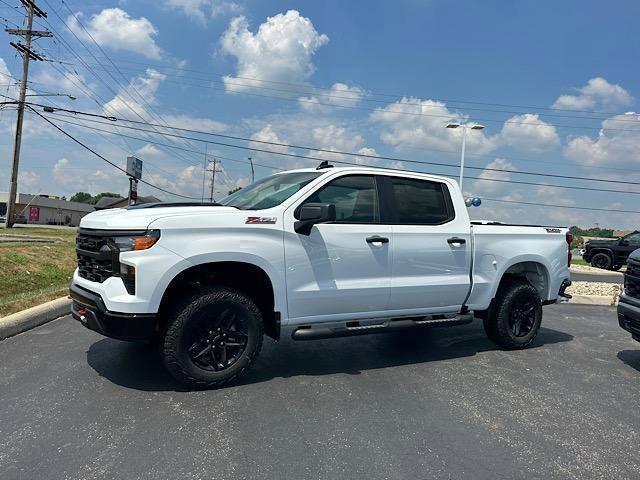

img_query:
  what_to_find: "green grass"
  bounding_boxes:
[0,227,77,317]
[571,258,588,266]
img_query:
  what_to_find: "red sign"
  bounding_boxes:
[28,207,40,222]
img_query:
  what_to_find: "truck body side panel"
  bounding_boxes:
[467,225,570,310]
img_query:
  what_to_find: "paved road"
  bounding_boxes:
[1,305,640,479]
[571,271,624,284]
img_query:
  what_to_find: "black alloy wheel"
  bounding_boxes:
[508,297,536,337]
[186,306,249,372]
[591,253,612,270]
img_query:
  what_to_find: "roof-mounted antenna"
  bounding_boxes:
[316,161,334,170]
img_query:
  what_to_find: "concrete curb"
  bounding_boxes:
[568,294,619,306]
[0,297,71,341]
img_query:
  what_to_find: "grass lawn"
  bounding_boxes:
[0,227,77,317]
[571,258,588,266]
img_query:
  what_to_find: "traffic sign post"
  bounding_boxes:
[126,156,142,206]
[129,177,138,205]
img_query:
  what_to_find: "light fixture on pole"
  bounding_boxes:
[445,121,485,190]
[25,93,76,100]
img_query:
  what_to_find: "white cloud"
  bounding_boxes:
[103,68,166,117]
[299,83,365,112]
[249,124,291,157]
[219,10,329,92]
[472,158,517,194]
[135,144,164,158]
[552,77,633,110]
[19,171,41,193]
[370,97,497,155]
[68,8,161,59]
[499,113,560,152]
[162,114,227,133]
[564,112,640,166]
[165,0,242,23]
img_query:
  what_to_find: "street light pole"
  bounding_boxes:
[458,125,467,189]
[446,121,485,191]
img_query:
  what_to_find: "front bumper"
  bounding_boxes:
[70,282,158,341]
[618,294,640,342]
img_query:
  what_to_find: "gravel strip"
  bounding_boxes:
[570,264,625,274]
[566,281,622,297]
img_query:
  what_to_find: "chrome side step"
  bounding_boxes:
[291,314,474,341]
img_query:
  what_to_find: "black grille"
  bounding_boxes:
[76,232,116,283]
[625,258,640,299]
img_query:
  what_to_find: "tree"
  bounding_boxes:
[70,192,92,204]
[90,192,120,205]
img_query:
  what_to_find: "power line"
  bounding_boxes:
[65,61,640,125]
[54,53,636,117]
[40,107,640,189]
[61,68,638,132]
[38,1,205,170]
[482,198,640,215]
[28,106,200,199]
[39,111,640,216]
[41,110,640,197]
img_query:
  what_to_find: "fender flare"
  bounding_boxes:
[486,255,552,303]
[151,251,286,316]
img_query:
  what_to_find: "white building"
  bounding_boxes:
[0,192,95,226]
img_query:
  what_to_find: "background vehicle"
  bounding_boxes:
[618,248,640,341]
[583,231,640,270]
[70,165,572,388]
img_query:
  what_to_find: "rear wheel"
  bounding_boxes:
[483,279,542,349]
[161,286,263,388]
[591,252,612,270]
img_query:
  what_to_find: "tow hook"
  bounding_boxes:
[558,279,572,301]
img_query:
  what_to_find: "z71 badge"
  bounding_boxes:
[245,216,277,224]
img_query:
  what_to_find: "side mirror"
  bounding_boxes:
[294,203,336,235]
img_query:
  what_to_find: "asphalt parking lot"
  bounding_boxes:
[1,304,639,480]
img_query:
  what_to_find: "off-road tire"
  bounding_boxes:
[483,279,542,350]
[591,252,613,270]
[161,286,264,389]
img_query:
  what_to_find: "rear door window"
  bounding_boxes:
[388,176,454,225]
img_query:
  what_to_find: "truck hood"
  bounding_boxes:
[630,248,640,261]
[80,205,241,230]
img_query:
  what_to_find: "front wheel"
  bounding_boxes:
[161,286,264,389]
[483,279,542,349]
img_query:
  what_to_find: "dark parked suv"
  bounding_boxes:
[618,249,640,342]
[583,231,640,270]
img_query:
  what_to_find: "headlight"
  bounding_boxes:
[111,229,160,252]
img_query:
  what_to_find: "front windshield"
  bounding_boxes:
[221,171,321,210]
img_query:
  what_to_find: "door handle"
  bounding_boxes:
[447,237,466,245]
[366,235,389,244]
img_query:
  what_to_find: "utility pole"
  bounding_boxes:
[248,156,254,183]
[207,159,221,202]
[5,1,51,228]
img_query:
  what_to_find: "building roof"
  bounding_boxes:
[0,192,95,213]
[94,195,162,210]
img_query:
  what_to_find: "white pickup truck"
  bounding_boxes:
[70,164,572,387]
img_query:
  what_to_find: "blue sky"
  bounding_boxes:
[0,0,638,228]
